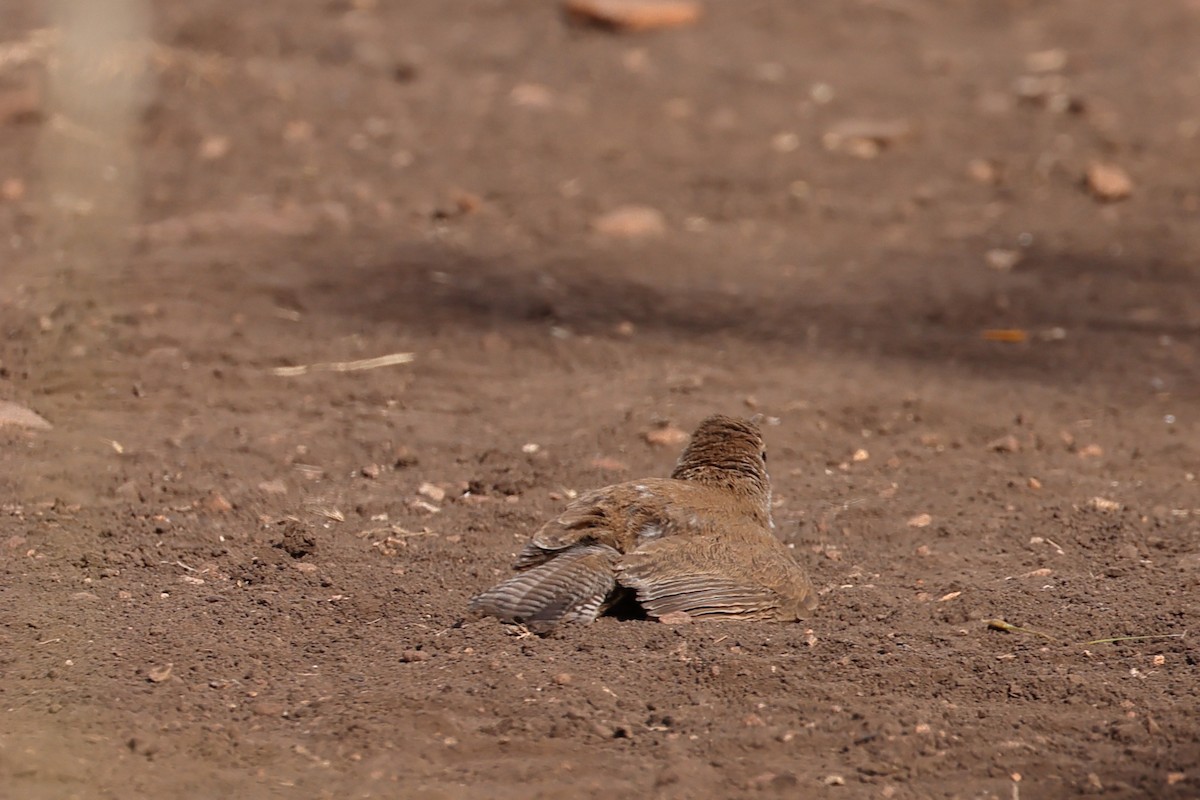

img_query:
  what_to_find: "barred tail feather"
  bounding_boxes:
[470,544,620,630]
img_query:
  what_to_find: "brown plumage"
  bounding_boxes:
[469,414,817,630]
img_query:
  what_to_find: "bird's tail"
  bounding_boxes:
[469,544,620,631]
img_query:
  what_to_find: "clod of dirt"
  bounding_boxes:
[400,650,431,663]
[204,491,234,513]
[1085,162,1133,202]
[198,135,231,161]
[642,424,688,446]
[590,456,629,472]
[393,446,419,468]
[510,83,554,109]
[0,82,41,124]
[273,520,317,559]
[1024,48,1068,73]
[1089,497,1122,513]
[823,118,914,158]
[987,434,1021,453]
[592,205,666,238]
[0,400,52,430]
[563,0,701,32]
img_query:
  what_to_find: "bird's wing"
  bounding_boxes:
[522,479,700,561]
[470,543,620,629]
[616,527,815,621]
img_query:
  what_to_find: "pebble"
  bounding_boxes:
[1085,162,1133,201]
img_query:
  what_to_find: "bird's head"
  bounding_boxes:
[670,414,772,525]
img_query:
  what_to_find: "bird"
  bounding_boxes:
[469,414,817,631]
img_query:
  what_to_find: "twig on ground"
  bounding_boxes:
[271,352,415,376]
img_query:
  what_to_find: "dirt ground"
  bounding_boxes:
[2,1,1199,797]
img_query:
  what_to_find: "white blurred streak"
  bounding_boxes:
[38,0,151,264]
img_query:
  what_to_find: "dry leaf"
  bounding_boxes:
[564,0,701,32]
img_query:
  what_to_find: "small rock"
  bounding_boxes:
[1028,477,1042,490]
[592,205,666,238]
[823,118,914,157]
[822,775,846,786]
[0,83,41,124]
[418,482,446,503]
[147,663,173,683]
[251,701,285,717]
[400,650,431,663]
[361,464,382,479]
[1089,497,1122,513]
[114,481,142,501]
[643,425,688,447]
[563,0,701,32]
[985,249,1022,271]
[1024,48,1068,73]
[1085,162,1133,202]
[553,672,573,685]
[0,177,25,201]
[510,82,554,109]
[283,120,314,144]
[966,158,1002,185]
[907,513,933,528]
[1078,443,1104,459]
[988,434,1021,453]
[0,400,52,430]
[294,562,318,573]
